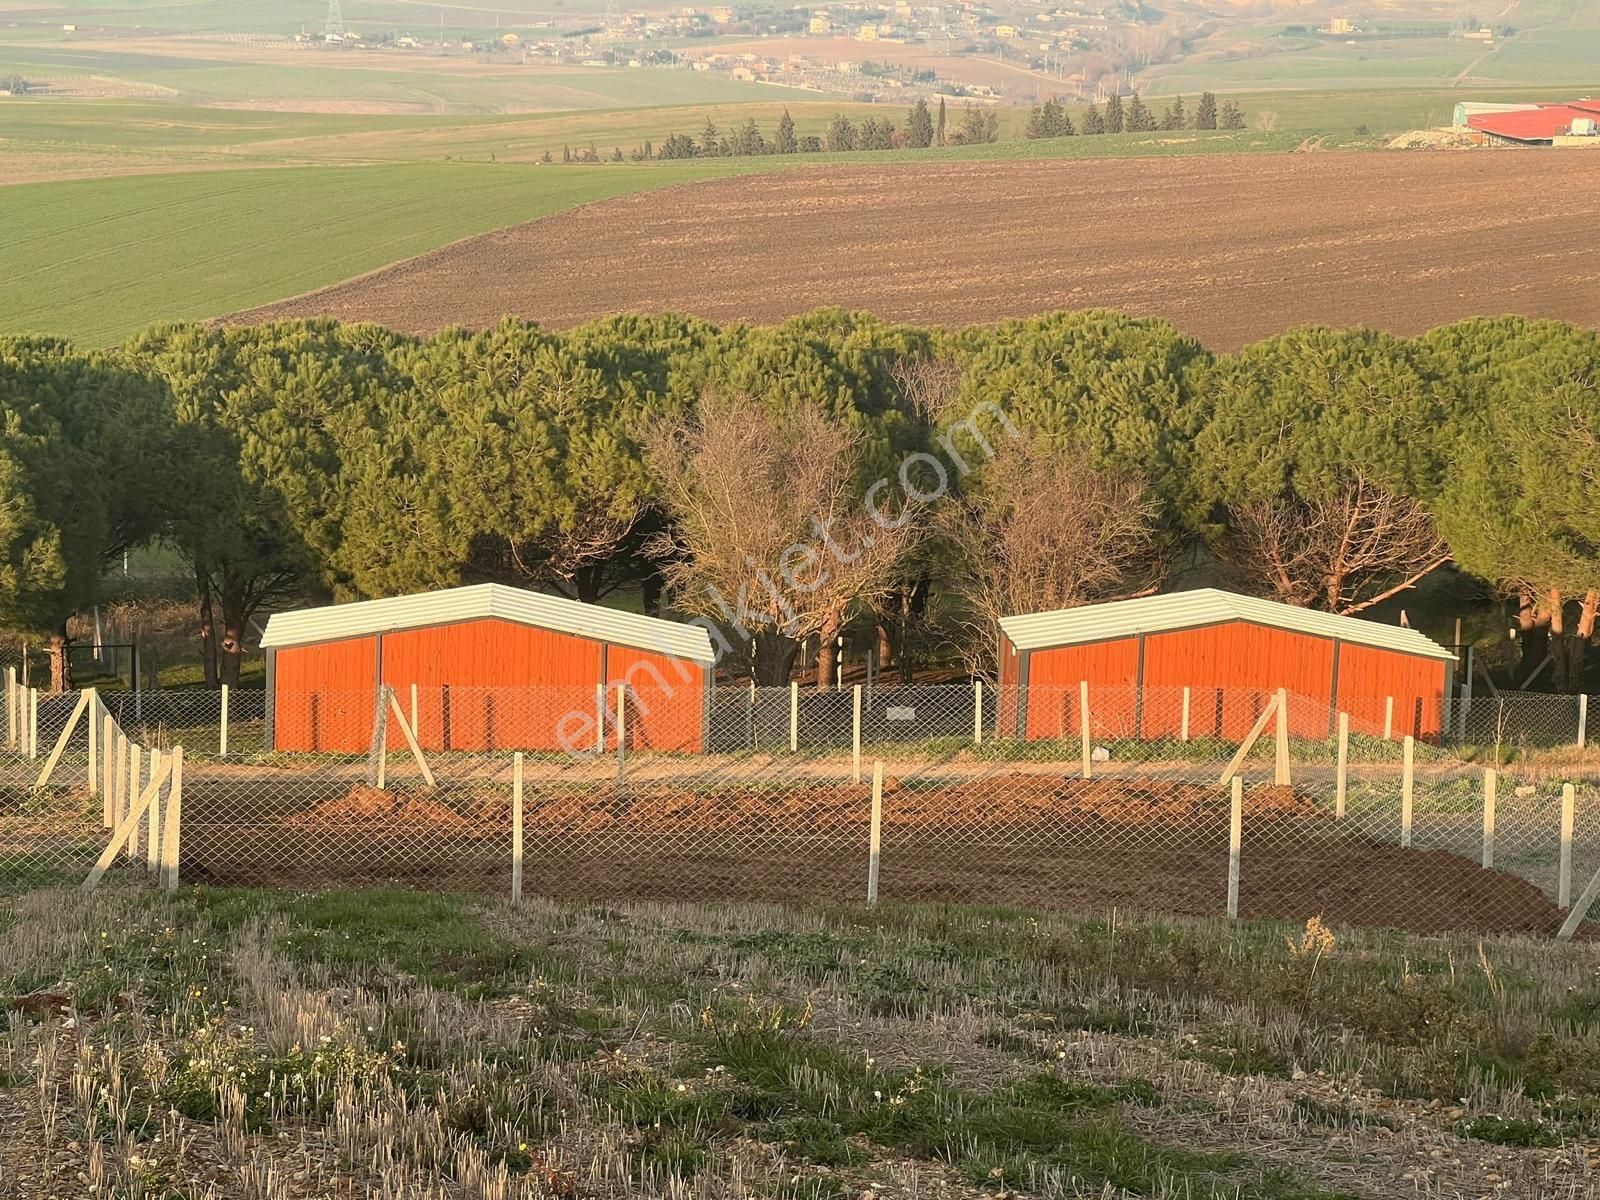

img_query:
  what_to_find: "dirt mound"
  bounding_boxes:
[232,153,1600,353]
[1387,129,1479,150]
[286,786,469,829]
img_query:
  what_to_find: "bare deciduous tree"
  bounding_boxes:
[1219,476,1449,614]
[942,442,1164,675]
[646,392,924,687]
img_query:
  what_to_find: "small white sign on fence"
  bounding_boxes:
[885,706,916,721]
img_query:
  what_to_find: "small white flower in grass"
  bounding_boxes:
[676,1084,687,1093]
[873,1090,882,1100]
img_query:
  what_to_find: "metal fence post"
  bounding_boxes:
[1400,735,1414,848]
[973,679,983,746]
[867,760,883,905]
[1482,768,1496,869]
[1078,680,1091,780]
[512,752,524,903]
[220,683,229,758]
[1227,776,1242,918]
[1560,783,1576,908]
[852,685,862,784]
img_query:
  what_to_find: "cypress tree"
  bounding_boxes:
[775,108,798,153]
[1125,92,1156,132]
[1161,95,1187,131]
[1104,91,1124,133]
[936,96,947,145]
[1082,103,1105,134]
[561,143,571,163]
[1195,91,1218,130]
[905,97,934,148]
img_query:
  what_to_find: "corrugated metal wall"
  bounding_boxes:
[1336,642,1447,739]
[270,616,707,754]
[1024,638,1139,740]
[1143,623,1336,739]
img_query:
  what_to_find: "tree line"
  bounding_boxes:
[2,310,1596,693]
[1025,91,1246,139]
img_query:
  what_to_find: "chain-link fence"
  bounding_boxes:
[5,678,1600,937]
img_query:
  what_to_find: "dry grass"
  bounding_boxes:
[6,888,1600,1197]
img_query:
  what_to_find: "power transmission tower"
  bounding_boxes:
[325,0,346,37]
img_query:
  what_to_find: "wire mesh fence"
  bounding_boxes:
[5,678,1600,937]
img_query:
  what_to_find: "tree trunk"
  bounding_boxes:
[1548,588,1572,693]
[641,566,663,618]
[1517,587,1551,686]
[197,564,219,689]
[876,620,894,671]
[47,622,71,694]
[573,563,604,605]
[816,608,845,691]
[217,570,251,690]
[752,630,798,686]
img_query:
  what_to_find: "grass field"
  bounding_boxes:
[1,161,754,345]
[4,885,1600,1197]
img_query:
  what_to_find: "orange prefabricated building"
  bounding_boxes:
[261,584,717,754]
[996,589,1456,742]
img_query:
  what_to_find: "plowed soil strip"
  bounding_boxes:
[234,153,1600,349]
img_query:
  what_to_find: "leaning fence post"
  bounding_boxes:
[511,752,524,903]
[852,684,862,784]
[1482,768,1497,869]
[1331,712,1349,818]
[219,684,229,758]
[1180,686,1191,743]
[1079,680,1091,780]
[1227,776,1242,919]
[867,760,883,905]
[1560,783,1576,908]
[1274,687,1290,787]
[160,746,182,892]
[1579,695,1589,751]
[1400,735,1414,848]
[1383,696,1395,741]
[973,679,983,747]
[146,747,163,875]
[789,681,798,753]
[410,683,420,744]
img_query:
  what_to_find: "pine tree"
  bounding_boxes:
[936,96,947,145]
[700,117,720,156]
[1104,91,1124,133]
[1125,92,1156,132]
[905,97,934,148]
[1194,91,1218,130]
[1161,95,1186,131]
[736,118,765,155]
[1082,103,1105,134]
[611,145,624,161]
[541,149,553,163]
[561,143,571,163]
[1219,99,1246,129]
[826,113,856,151]
[775,108,798,153]
[1025,104,1048,139]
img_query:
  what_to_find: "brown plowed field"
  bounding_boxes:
[235,153,1600,348]
[178,775,1582,936]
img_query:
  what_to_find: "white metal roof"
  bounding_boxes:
[999,589,1455,662]
[261,583,717,663]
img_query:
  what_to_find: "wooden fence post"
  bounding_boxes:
[386,689,437,788]
[511,752,524,903]
[1079,681,1091,780]
[146,747,163,875]
[1335,712,1349,818]
[114,732,128,832]
[219,684,229,758]
[1481,768,1497,869]
[1274,687,1290,787]
[126,741,142,864]
[34,688,91,790]
[1227,777,1242,919]
[83,755,174,892]
[1560,783,1576,908]
[160,746,183,892]
[789,681,798,753]
[973,680,983,747]
[1400,735,1414,849]
[1180,686,1191,743]
[102,711,115,828]
[867,760,883,905]
[852,685,862,784]
[1383,696,1395,741]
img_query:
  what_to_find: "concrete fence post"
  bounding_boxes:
[1400,735,1415,849]
[28,688,38,760]
[852,685,862,784]
[1227,776,1242,919]
[1580,694,1589,751]
[973,680,983,747]
[410,683,420,744]
[615,684,627,784]
[511,752,524,903]
[101,711,115,827]
[789,681,799,753]
[1274,687,1290,787]
[146,747,163,875]
[595,682,605,754]
[1560,783,1576,908]
[1180,686,1191,743]
[1383,696,1395,741]
[1482,768,1497,869]
[160,746,182,892]
[126,741,142,864]
[1078,681,1091,780]
[86,689,98,796]
[867,760,883,905]
[1335,712,1349,818]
